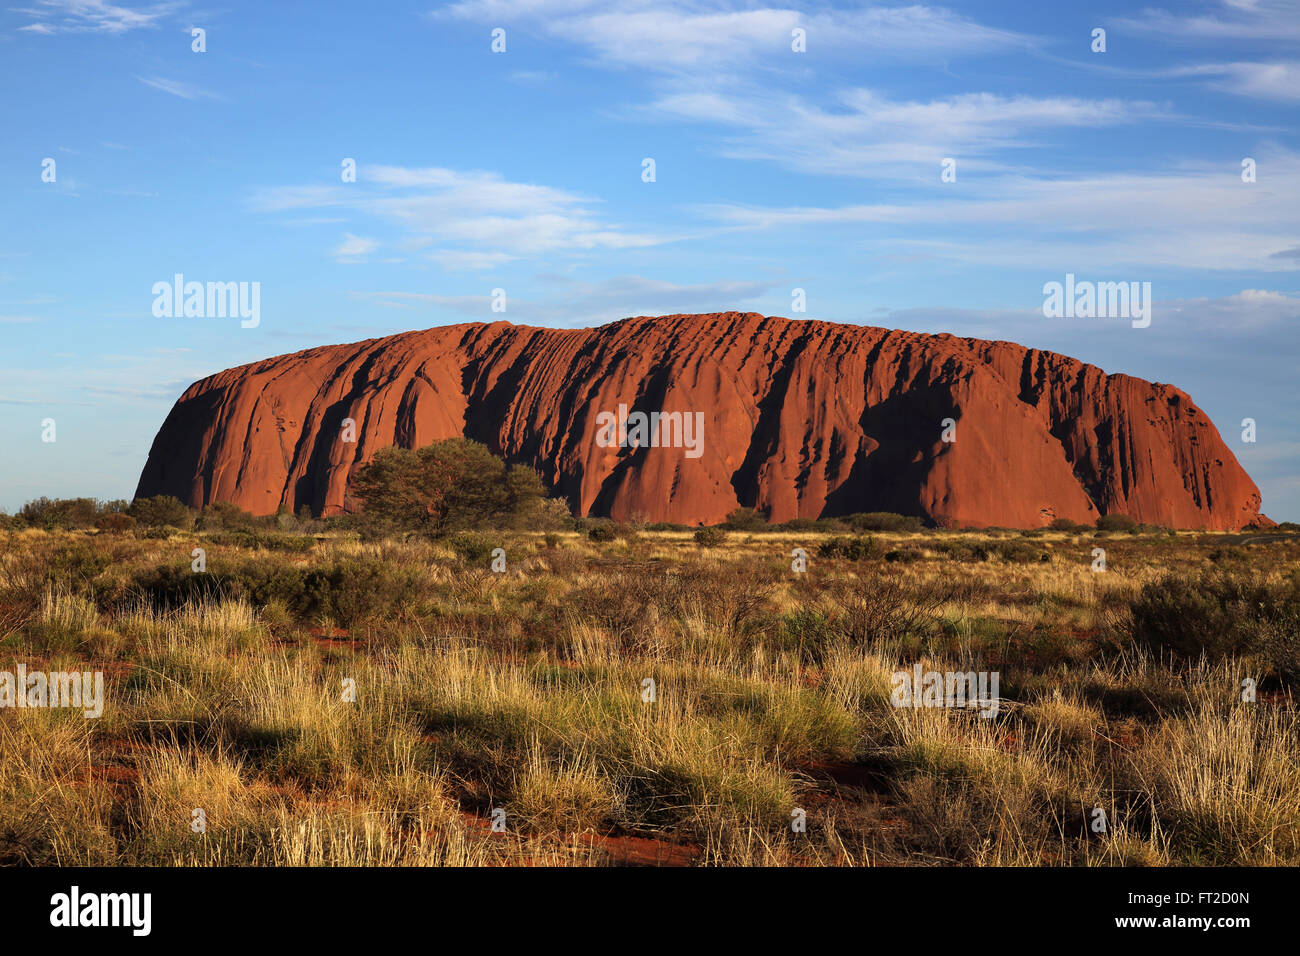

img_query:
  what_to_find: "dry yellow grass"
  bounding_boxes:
[0,526,1296,866]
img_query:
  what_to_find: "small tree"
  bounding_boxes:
[350,439,550,536]
[129,495,195,529]
[197,501,259,531]
[19,497,100,529]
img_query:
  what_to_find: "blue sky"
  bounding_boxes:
[1,0,1297,519]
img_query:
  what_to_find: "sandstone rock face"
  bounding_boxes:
[135,312,1268,530]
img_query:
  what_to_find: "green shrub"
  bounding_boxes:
[46,542,114,588]
[196,501,261,532]
[933,540,986,562]
[723,508,767,531]
[1097,513,1138,532]
[351,438,552,537]
[845,512,923,532]
[448,532,495,564]
[776,517,819,532]
[777,608,842,664]
[523,497,576,532]
[1048,517,1091,532]
[693,526,728,547]
[995,541,1050,563]
[1127,570,1300,677]
[128,495,195,529]
[1208,547,1250,567]
[204,530,316,553]
[18,497,119,530]
[128,557,428,628]
[884,548,923,563]
[134,526,174,540]
[818,536,879,561]
[95,512,136,533]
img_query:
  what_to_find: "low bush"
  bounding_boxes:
[776,517,820,532]
[1096,514,1138,532]
[845,512,923,532]
[95,512,137,533]
[128,557,430,627]
[818,536,879,561]
[884,548,923,563]
[723,508,767,531]
[129,495,195,529]
[196,501,261,532]
[1127,570,1300,677]
[204,530,316,553]
[17,497,131,530]
[1048,517,1091,533]
[448,532,495,564]
[693,527,728,548]
[933,540,1047,563]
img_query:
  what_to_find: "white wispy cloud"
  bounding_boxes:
[643,88,1170,177]
[1169,61,1300,101]
[12,0,183,35]
[429,249,517,270]
[441,1,1181,185]
[135,75,219,100]
[1118,1,1300,42]
[254,165,676,266]
[701,151,1300,272]
[331,233,379,263]
[439,1,1030,72]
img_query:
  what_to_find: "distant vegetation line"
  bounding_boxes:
[7,440,1298,537]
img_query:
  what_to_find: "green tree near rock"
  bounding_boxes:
[350,439,555,536]
[128,495,195,529]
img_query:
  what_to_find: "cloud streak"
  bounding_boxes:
[255,165,676,267]
[440,0,1031,72]
[702,151,1300,272]
[12,0,183,35]
[135,75,220,100]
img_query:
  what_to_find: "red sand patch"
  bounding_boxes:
[577,831,699,867]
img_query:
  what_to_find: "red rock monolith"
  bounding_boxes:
[134,312,1269,530]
